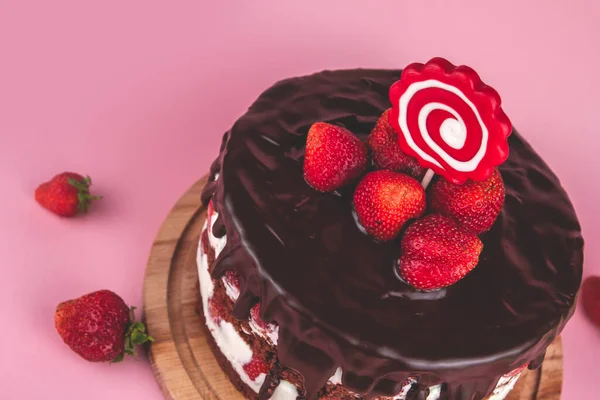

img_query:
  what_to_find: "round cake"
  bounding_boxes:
[198,68,583,400]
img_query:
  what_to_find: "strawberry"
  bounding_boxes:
[222,270,241,300]
[243,355,270,381]
[582,276,600,328]
[430,168,505,234]
[224,270,240,291]
[304,122,367,192]
[399,214,483,290]
[506,364,528,377]
[207,199,215,223]
[353,170,425,241]
[55,290,153,362]
[250,303,268,331]
[35,172,102,217]
[368,109,426,179]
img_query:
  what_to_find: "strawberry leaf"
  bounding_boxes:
[68,176,102,214]
[111,352,125,364]
[67,178,89,192]
[131,330,148,345]
[131,322,145,333]
[120,307,155,361]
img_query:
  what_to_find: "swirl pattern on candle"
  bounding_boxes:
[389,58,512,184]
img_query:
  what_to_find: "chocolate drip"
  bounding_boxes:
[201,180,217,206]
[277,327,337,398]
[406,383,429,400]
[211,214,226,238]
[258,361,284,399]
[438,384,449,400]
[201,157,221,205]
[447,379,500,400]
[199,69,583,399]
[529,351,547,370]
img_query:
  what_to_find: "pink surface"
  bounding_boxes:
[0,1,598,399]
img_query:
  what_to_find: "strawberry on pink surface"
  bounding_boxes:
[353,170,426,241]
[243,355,270,381]
[368,109,426,179]
[430,168,505,233]
[582,276,600,328]
[399,214,483,290]
[55,290,153,362]
[304,122,367,192]
[35,172,102,217]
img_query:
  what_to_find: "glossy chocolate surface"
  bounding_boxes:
[201,69,583,400]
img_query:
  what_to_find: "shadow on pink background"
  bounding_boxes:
[0,1,598,399]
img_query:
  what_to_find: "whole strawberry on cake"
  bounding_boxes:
[198,58,583,400]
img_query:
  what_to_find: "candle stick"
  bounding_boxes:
[421,169,435,189]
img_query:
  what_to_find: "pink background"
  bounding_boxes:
[1,1,598,399]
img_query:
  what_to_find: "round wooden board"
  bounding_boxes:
[143,176,563,400]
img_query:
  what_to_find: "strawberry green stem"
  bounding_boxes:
[68,176,102,214]
[111,306,154,363]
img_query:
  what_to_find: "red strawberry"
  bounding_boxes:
[353,171,426,241]
[224,270,240,291]
[35,172,102,217]
[304,122,367,192]
[207,199,215,222]
[55,290,153,362]
[368,109,426,179]
[506,364,528,377]
[399,214,483,290]
[250,303,268,331]
[582,276,600,328]
[243,355,270,381]
[430,169,505,233]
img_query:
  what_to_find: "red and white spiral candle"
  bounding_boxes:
[389,58,512,186]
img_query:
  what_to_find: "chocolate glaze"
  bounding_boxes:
[201,69,583,400]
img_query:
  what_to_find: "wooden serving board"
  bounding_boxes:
[143,176,563,400]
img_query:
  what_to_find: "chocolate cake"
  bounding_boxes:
[197,68,583,400]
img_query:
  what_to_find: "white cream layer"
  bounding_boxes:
[198,218,267,392]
